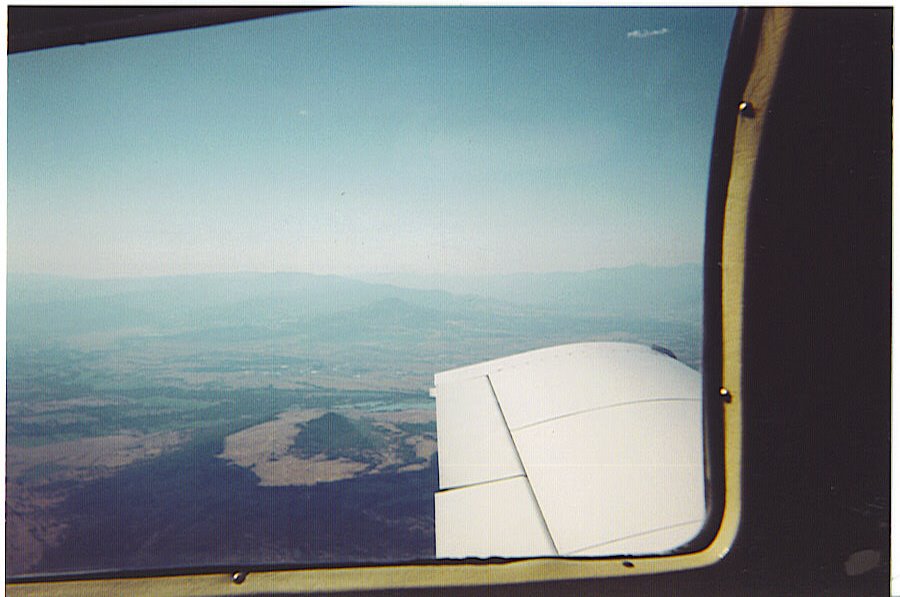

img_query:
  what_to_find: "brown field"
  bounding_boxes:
[7,431,187,484]
[6,430,188,575]
[6,480,70,576]
[218,408,436,487]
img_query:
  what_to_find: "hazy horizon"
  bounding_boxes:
[7,261,702,281]
[9,7,734,280]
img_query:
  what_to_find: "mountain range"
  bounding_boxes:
[7,264,702,346]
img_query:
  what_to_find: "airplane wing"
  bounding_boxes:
[433,342,705,558]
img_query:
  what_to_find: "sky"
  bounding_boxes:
[8,7,735,279]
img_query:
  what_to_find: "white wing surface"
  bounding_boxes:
[433,342,705,558]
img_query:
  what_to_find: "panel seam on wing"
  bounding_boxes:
[562,518,707,556]
[506,397,702,432]
[485,375,560,556]
[434,473,527,493]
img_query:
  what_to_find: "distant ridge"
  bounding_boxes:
[7,271,487,339]
[356,264,702,320]
[8,265,701,341]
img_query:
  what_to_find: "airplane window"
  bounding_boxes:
[7,7,735,576]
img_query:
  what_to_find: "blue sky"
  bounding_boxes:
[8,7,734,278]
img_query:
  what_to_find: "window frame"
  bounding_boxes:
[5,7,799,594]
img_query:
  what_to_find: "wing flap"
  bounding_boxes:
[433,342,705,558]
[434,375,523,490]
[435,477,558,558]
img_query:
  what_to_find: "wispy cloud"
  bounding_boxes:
[627,27,670,40]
